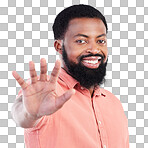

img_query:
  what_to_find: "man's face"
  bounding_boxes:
[63,18,108,67]
[61,18,108,88]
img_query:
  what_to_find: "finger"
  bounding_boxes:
[29,61,38,84]
[55,89,75,109]
[12,71,28,90]
[40,58,47,81]
[49,60,61,84]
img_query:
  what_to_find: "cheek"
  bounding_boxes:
[65,46,83,61]
[104,48,108,62]
[67,52,81,63]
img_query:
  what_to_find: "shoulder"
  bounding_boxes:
[100,88,128,123]
[100,87,124,109]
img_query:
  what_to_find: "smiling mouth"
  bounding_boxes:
[81,56,102,69]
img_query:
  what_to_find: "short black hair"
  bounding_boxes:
[52,4,108,40]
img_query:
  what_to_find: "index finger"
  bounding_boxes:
[49,60,61,84]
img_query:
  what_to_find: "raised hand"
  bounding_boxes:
[12,58,75,120]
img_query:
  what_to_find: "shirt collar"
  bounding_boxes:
[58,68,79,89]
[95,87,106,97]
[58,68,106,97]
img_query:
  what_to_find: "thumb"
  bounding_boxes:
[55,89,75,109]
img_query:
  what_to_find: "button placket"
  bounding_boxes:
[92,96,108,148]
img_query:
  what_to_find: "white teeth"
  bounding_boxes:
[83,60,98,64]
[82,56,102,64]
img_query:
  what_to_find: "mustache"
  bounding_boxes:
[79,53,105,61]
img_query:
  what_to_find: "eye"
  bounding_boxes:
[97,40,106,44]
[76,40,87,44]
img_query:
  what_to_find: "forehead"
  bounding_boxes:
[65,18,106,37]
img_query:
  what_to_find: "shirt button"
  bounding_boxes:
[81,87,84,90]
[103,145,106,148]
[99,121,101,124]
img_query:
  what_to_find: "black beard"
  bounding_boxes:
[62,45,107,89]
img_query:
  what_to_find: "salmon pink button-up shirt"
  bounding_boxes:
[24,68,129,148]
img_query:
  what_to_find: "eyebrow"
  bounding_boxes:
[74,33,106,38]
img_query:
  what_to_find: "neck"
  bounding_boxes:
[88,86,95,98]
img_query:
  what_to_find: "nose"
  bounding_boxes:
[86,43,100,55]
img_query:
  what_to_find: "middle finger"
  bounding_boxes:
[40,58,47,81]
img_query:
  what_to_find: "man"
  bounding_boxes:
[12,4,129,148]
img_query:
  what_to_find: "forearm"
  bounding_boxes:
[11,95,39,128]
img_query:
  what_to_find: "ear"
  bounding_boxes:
[54,40,63,55]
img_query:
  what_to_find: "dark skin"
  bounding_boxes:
[55,18,108,96]
[12,18,108,128]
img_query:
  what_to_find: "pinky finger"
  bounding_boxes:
[12,71,28,90]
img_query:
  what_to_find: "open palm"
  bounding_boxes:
[12,58,75,120]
